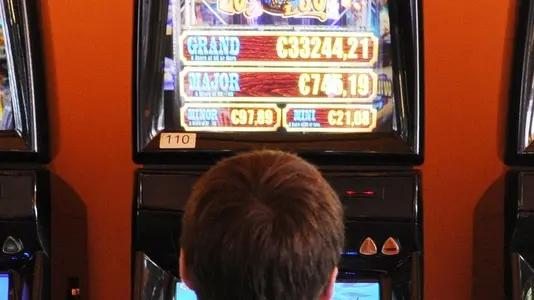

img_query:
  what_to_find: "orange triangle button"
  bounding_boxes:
[359,237,378,256]
[382,237,400,256]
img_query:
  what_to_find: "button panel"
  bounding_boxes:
[355,236,401,257]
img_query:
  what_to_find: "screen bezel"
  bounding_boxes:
[0,0,48,163]
[133,0,424,166]
[506,0,534,165]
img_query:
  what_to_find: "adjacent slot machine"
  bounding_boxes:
[505,0,534,299]
[0,1,87,299]
[505,170,534,300]
[132,0,424,299]
[0,0,48,163]
[506,0,534,167]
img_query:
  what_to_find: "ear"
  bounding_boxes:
[319,267,338,300]
[179,249,194,290]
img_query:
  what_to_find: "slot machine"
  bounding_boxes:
[505,0,534,299]
[132,0,424,298]
[0,1,87,299]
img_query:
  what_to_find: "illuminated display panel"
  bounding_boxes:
[134,0,423,165]
[168,0,391,134]
[506,0,534,165]
[0,19,14,131]
[175,281,380,299]
[0,1,49,162]
[0,273,8,300]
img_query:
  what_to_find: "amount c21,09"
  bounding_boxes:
[276,36,371,61]
[327,109,373,127]
[230,108,276,126]
[298,73,372,98]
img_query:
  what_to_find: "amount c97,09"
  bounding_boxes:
[230,108,276,126]
[276,36,371,61]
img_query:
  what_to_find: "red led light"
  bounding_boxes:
[345,190,357,196]
[362,191,375,196]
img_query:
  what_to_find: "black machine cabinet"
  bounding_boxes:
[132,169,423,300]
[0,169,86,300]
[0,0,49,163]
[505,170,534,300]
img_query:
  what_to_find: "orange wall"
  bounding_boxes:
[42,0,512,299]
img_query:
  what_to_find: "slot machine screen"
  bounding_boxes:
[0,273,9,300]
[135,0,423,164]
[506,0,534,165]
[0,0,49,162]
[167,0,393,134]
[0,16,14,132]
[175,282,196,299]
[175,280,381,299]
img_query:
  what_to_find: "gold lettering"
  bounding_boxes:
[312,0,326,13]
[217,0,235,14]
[217,0,327,21]
[298,0,312,13]
[234,0,246,13]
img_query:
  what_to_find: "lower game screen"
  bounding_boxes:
[0,273,9,300]
[176,281,380,299]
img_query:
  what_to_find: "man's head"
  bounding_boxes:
[180,150,345,300]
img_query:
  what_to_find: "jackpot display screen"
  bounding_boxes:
[0,273,9,300]
[135,0,422,164]
[165,0,393,134]
[175,281,380,299]
[0,17,14,131]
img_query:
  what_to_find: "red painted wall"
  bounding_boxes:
[42,0,513,299]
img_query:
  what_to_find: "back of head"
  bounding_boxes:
[180,150,344,300]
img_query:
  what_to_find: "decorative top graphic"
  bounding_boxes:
[217,0,330,21]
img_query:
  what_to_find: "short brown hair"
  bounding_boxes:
[181,150,344,300]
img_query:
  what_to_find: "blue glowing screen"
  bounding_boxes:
[333,282,379,300]
[175,281,380,299]
[0,273,9,300]
[175,282,196,300]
